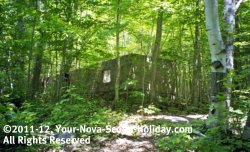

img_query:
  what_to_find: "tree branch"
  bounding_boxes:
[235,0,245,12]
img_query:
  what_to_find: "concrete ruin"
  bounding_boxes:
[69,54,176,100]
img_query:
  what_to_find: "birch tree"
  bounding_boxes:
[204,0,245,128]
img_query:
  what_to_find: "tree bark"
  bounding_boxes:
[115,0,121,101]
[191,0,201,105]
[204,0,228,129]
[30,42,44,98]
[204,0,245,129]
[150,9,163,102]
[30,0,44,99]
[16,15,26,94]
[223,0,236,111]
[57,38,67,100]
[243,111,250,141]
[27,11,37,98]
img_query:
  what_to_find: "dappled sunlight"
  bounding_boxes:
[146,115,189,123]
[101,138,153,152]
[185,114,208,120]
[1,0,249,151]
[116,114,207,137]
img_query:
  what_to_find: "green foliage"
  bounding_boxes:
[16,102,37,125]
[155,122,249,151]
[0,0,249,151]
[129,91,145,98]
[112,99,129,112]
[229,107,246,134]
[45,87,124,129]
[120,78,138,89]
[0,102,16,127]
[137,104,161,115]
[0,95,38,151]
[156,133,195,152]
[0,94,36,128]
[194,127,250,152]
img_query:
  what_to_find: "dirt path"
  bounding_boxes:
[50,114,207,152]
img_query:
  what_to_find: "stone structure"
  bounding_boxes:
[70,54,175,100]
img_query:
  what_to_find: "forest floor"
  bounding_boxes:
[55,114,207,152]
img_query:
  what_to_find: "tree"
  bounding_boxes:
[150,5,163,102]
[191,0,201,105]
[204,0,245,129]
[243,111,250,140]
[30,0,45,99]
[114,0,121,101]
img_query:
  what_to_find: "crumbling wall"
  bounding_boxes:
[69,54,173,100]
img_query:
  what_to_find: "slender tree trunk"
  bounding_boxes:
[191,0,201,105]
[57,38,67,100]
[141,40,146,115]
[114,0,121,101]
[30,42,44,98]
[150,9,163,102]
[243,111,250,140]
[16,16,26,94]
[55,35,59,99]
[7,51,13,90]
[204,0,228,129]
[30,0,44,99]
[56,4,74,99]
[223,0,236,110]
[27,14,36,98]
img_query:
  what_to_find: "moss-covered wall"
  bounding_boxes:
[69,54,174,100]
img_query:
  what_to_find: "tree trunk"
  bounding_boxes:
[223,0,236,110]
[29,0,44,99]
[57,38,67,100]
[141,40,146,114]
[243,111,250,140]
[55,35,60,99]
[114,0,121,101]
[150,9,163,102]
[16,15,26,94]
[191,0,201,105]
[204,0,244,129]
[27,13,36,98]
[30,42,44,98]
[204,0,228,129]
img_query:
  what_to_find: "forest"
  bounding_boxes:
[0,0,250,151]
